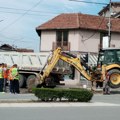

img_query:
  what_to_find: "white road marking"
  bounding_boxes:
[0,102,119,107]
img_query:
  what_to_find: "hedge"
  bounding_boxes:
[33,88,93,102]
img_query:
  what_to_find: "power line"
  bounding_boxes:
[69,0,108,5]
[0,6,58,14]
[81,14,106,42]
[0,0,44,32]
[0,10,57,16]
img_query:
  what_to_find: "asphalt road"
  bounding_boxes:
[0,93,120,120]
[0,106,120,120]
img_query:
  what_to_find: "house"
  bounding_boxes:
[36,13,120,86]
[0,44,34,52]
[98,2,120,18]
[0,44,16,51]
[36,13,120,53]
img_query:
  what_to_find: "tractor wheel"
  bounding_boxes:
[43,76,56,88]
[108,69,120,88]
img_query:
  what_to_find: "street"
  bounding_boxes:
[0,93,120,120]
[0,106,120,120]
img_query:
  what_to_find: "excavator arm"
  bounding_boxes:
[40,47,62,81]
[40,47,92,83]
[59,52,92,81]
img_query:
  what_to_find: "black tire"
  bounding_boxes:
[19,74,26,88]
[26,75,36,92]
[108,69,120,88]
[44,76,56,88]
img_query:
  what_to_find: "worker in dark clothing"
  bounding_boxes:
[8,65,14,93]
[11,64,20,94]
[0,64,4,92]
[103,72,110,95]
[3,63,8,92]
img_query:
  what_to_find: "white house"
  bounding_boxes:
[36,13,120,53]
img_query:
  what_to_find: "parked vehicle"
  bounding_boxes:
[0,51,49,87]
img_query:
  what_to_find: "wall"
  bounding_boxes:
[40,29,120,53]
[40,31,56,51]
[111,33,120,47]
[69,30,100,53]
[69,30,80,51]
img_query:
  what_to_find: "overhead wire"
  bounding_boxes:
[69,0,108,5]
[0,6,59,15]
[0,0,109,49]
[78,11,107,52]
[0,0,44,32]
[81,12,107,42]
[0,10,57,16]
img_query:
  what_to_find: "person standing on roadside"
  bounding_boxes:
[11,64,20,94]
[103,71,110,95]
[8,65,14,93]
[0,63,4,92]
[3,63,8,92]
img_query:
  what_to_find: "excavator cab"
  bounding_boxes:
[97,48,120,66]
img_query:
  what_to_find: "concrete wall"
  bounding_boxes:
[41,31,56,51]
[40,29,120,53]
[40,29,100,53]
[111,33,120,47]
[69,30,100,52]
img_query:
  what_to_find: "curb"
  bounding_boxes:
[0,102,118,107]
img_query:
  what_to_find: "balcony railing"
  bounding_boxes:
[52,42,70,51]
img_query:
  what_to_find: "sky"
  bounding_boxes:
[0,0,119,52]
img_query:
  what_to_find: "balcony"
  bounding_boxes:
[52,42,70,51]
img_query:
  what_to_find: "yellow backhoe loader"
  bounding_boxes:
[29,47,120,90]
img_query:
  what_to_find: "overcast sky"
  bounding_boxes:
[0,0,119,52]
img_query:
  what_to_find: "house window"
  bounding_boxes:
[100,32,109,49]
[56,30,68,47]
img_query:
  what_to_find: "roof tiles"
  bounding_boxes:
[36,13,120,33]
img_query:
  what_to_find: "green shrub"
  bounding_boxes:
[33,88,93,102]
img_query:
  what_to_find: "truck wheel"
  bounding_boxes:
[108,69,120,88]
[19,74,26,88]
[26,75,36,92]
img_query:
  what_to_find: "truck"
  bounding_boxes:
[0,51,50,88]
[32,47,120,90]
[0,50,72,88]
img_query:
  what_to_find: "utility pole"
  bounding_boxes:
[108,0,111,47]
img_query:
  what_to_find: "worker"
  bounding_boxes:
[96,64,103,89]
[8,65,14,93]
[103,71,110,95]
[3,63,8,92]
[11,64,20,94]
[0,63,4,92]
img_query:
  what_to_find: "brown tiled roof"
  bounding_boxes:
[0,44,34,52]
[36,13,120,34]
[17,48,34,52]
